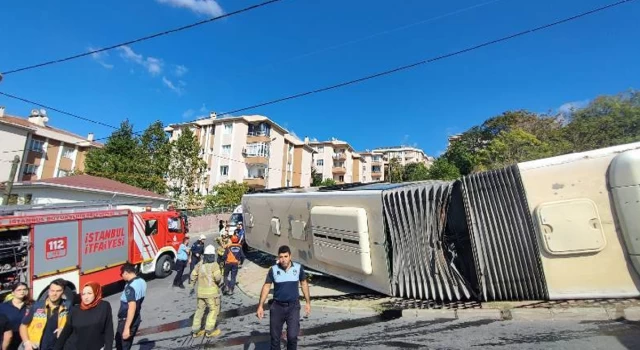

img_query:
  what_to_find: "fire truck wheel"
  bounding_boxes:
[155,254,174,278]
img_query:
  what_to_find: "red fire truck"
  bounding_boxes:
[0,203,187,300]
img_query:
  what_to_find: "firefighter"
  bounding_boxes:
[189,245,223,338]
[216,229,231,270]
[222,236,245,295]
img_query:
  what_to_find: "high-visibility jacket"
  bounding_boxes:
[25,299,68,346]
[189,261,223,298]
[223,243,244,265]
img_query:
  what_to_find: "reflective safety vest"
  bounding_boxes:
[190,261,223,298]
[225,243,243,264]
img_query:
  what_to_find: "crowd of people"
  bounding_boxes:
[0,262,143,350]
[0,218,311,350]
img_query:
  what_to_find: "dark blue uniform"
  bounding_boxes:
[265,262,306,350]
[223,243,245,294]
[116,277,146,350]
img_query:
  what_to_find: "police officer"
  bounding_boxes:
[222,236,244,295]
[256,245,311,350]
[190,234,206,272]
[116,262,146,350]
[189,245,223,338]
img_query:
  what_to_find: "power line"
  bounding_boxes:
[0,0,285,76]
[0,0,634,142]
[192,0,635,118]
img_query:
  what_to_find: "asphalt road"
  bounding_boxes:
[101,267,640,350]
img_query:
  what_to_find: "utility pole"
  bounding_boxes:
[2,156,20,205]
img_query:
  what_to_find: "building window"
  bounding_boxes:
[362,165,366,171]
[339,175,344,182]
[29,139,44,153]
[62,146,74,159]
[7,194,18,205]
[248,122,271,137]
[221,145,231,155]
[145,219,158,236]
[57,169,70,177]
[24,194,33,205]
[224,123,233,135]
[220,165,229,176]
[245,143,270,158]
[317,146,324,153]
[317,159,324,166]
[24,164,37,175]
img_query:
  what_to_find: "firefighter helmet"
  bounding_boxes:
[204,245,216,255]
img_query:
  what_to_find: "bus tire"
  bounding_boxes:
[155,254,174,278]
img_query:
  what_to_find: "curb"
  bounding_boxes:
[399,306,640,321]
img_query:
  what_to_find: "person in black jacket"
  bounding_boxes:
[190,235,206,272]
[54,282,114,350]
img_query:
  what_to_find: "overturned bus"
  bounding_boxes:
[241,142,640,301]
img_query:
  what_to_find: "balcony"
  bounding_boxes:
[247,131,272,143]
[244,177,266,188]
[371,159,383,166]
[332,166,346,174]
[332,153,347,161]
[247,123,272,143]
[245,156,269,165]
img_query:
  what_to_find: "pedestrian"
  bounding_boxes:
[189,245,223,338]
[190,235,206,272]
[235,222,245,245]
[1,313,12,350]
[0,282,31,350]
[216,229,231,269]
[218,220,224,232]
[173,237,190,289]
[235,222,246,266]
[54,282,114,350]
[19,279,69,350]
[222,235,244,295]
[256,245,311,350]
[115,263,147,350]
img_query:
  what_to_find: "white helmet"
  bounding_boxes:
[204,244,216,255]
[199,234,206,240]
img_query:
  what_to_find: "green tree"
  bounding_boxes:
[311,167,323,186]
[387,158,404,183]
[85,120,146,188]
[320,178,337,186]
[427,158,461,180]
[477,128,553,169]
[403,162,430,181]
[562,91,640,152]
[205,180,248,208]
[167,128,207,207]
[138,121,171,194]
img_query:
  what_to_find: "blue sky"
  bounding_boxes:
[0,0,638,156]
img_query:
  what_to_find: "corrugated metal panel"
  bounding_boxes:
[382,181,473,300]
[461,165,548,301]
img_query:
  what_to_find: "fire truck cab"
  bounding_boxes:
[0,203,187,300]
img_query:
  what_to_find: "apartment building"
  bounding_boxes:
[359,151,385,183]
[165,113,315,192]
[0,107,101,183]
[373,146,434,167]
[307,138,363,184]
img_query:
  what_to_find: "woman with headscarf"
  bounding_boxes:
[54,282,114,350]
[0,282,31,350]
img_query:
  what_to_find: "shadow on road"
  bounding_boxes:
[137,309,403,349]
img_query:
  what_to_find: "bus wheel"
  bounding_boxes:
[155,254,174,278]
